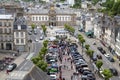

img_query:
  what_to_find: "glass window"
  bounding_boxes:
[4,28,7,33]
[0,28,2,33]
[21,39,24,43]
[16,39,19,43]
[39,17,41,21]
[8,22,11,26]
[0,22,2,26]
[4,22,6,26]
[36,17,38,21]
[32,17,34,21]
[21,32,23,37]
[16,32,19,37]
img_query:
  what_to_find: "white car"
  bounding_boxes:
[35,39,39,42]
[104,54,110,58]
[50,74,57,80]
[40,35,44,40]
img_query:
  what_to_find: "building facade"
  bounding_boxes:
[13,16,28,52]
[0,14,14,50]
[26,4,76,27]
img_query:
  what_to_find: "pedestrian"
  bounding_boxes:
[71,65,73,69]
[71,75,73,80]
[62,78,65,80]
[6,70,9,75]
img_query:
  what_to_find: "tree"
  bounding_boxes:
[85,44,90,50]
[36,60,48,71]
[96,60,103,71]
[41,25,47,36]
[32,57,41,64]
[43,40,48,47]
[86,49,94,59]
[31,23,36,30]
[102,69,113,80]
[92,0,100,5]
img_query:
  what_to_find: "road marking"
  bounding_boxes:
[19,61,28,70]
[26,52,34,60]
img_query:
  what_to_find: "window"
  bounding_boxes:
[8,22,11,26]
[0,28,2,33]
[45,17,47,21]
[32,17,34,21]
[36,17,38,21]
[4,28,7,33]
[9,28,11,33]
[39,17,41,21]
[16,39,19,43]
[0,22,2,26]
[16,32,19,37]
[21,39,24,43]
[21,32,24,37]
[4,22,6,26]
[42,17,44,21]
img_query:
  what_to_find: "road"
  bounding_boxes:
[76,29,120,80]
[16,27,43,71]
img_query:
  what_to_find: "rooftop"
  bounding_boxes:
[27,8,75,15]
[0,14,14,19]
[14,16,26,25]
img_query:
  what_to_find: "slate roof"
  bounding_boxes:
[27,8,75,15]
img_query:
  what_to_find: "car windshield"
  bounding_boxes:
[7,65,13,70]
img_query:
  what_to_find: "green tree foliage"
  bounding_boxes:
[85,44,90,50]
[102,69,113,80]
[86,49,94,58]
[96,60,103,70]
[31,40,48,71]
[31,23,36,30]
[64,24,75,35]
[43,40,49,48]
[41,25,47,35]
[92,0,100,5]
[101,0,120,15]
[36,60,48,71]
[72,0,81,8]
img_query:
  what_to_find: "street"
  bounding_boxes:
[77,31,120,80]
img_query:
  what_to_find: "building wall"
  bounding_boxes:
[0,19,13,50]
[115,32,120,57]
[26,14,76,26]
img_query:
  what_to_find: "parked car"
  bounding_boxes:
[40,35,44,40]
[97,47,106,54]
[92,54,97,61]
[97,54,102,59]
[104,54,115,62]
[7,63,17,72]
[109,68,118,76]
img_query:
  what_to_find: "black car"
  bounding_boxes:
[109,68,118,76]
[7,63,17,72]
[97,47,106,54]
[108,57,115,62]
[97,54,102,59]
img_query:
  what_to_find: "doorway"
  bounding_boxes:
[49,22,56,26]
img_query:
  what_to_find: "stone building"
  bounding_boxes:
[0,14,14,50]
[13,16,28,52]
[26,4,76,27]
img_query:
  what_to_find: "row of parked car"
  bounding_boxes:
[46,45,59,80]
[69,43,96,80]
[97,47,115,62]
[0,57,17,72]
